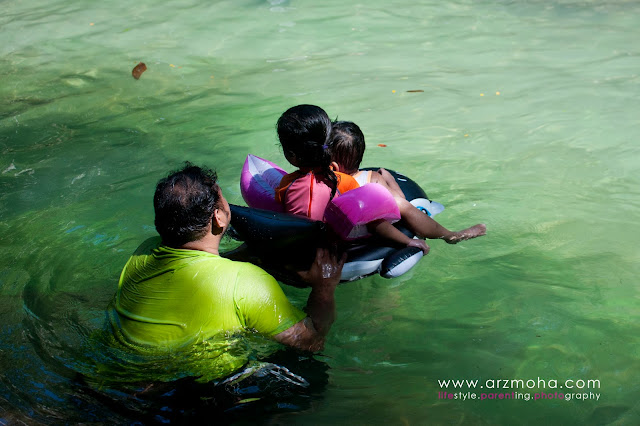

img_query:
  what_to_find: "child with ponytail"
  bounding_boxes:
[275,104,360,221]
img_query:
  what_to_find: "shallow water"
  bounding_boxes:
[1,0,640,424]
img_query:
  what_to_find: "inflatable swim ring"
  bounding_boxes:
[224,155,445,284]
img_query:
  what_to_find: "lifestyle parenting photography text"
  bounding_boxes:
[437,377,601,402]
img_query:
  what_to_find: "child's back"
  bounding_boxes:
[275,105,359,221]
[276,169,358,220]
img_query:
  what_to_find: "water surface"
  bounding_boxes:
[1,0,639,424]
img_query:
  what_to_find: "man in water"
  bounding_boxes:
[110,163,344,376]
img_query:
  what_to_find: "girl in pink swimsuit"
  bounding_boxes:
[275,105,360,221]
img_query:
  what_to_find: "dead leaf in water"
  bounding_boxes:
[132,62,147,80]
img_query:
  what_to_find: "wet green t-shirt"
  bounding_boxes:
[112,237,306,349]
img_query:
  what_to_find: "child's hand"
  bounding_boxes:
[407,239,430,255]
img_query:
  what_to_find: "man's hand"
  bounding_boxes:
[274,248,345,352]
[297,247,346,289]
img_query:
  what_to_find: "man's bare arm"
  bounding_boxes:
[274,248,345,351]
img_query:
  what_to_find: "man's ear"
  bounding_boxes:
[211,208,229,234]
[330,161,340,172]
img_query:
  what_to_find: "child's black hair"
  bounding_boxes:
[277,104,338,198]
[329,121,366,175]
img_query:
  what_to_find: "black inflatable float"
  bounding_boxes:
[223,168,444,286]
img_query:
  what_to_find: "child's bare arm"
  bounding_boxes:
[369,168,405,199]
[366,219,429,254]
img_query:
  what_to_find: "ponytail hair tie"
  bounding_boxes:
[322,144,329,150]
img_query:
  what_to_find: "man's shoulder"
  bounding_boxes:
[127,238,221,272]
[136,235,162,252]
[233,260,273,281]
[185,256,272,282]
[126,238,275,284]
[132,236,162,256]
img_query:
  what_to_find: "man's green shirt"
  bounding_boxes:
[112,237,306,349]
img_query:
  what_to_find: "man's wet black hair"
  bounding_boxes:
[154,162,221,247]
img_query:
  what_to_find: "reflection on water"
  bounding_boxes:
[2,0,640,424]
[18,276,329,423]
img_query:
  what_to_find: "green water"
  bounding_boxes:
[1,0,639,424]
